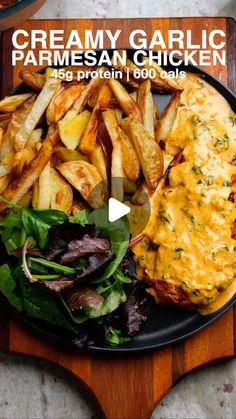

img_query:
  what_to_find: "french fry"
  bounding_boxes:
[122,116,164,190]
[155,93,180,143]
[137,80,155,137]
[102,110,124,201]
[14,77,61,151]
[50,168,73,214]
[34,162,51,209]
[0,93,33,113]
[73,68,105,113]
[118,127,140,181]
[90,143,107,180]
[58,160,106,209]
[19,69,46,92]
[0,135,52,212]
[108,78,142,122]
[47,83,85,123]
[79,84,112,154]
[58,109,91,150]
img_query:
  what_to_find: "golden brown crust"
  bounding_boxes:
[147,277,195,309]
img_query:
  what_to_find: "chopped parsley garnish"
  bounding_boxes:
[192,165,203,175]
[207,175,214,186]
[229,115,236,127]
[192,115,202,125]
[214,134,229,150]
[223,181,232,187]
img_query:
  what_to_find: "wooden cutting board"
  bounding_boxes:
[0,17,235,419]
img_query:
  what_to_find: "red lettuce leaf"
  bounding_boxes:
[60,235,110,264]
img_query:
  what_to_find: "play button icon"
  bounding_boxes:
[88,177,151,236]
[108,197,131,223]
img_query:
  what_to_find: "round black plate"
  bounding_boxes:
[1,49,235,353]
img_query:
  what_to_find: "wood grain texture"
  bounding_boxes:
[0,18,235,419]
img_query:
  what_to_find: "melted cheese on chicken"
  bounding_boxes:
[133,73,236,314]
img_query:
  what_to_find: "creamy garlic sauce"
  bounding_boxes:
[133,73,236,314]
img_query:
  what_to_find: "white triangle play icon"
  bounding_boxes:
[108,198,130,222]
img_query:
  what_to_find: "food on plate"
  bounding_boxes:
[0,56,235,347]
[133,73,236,315]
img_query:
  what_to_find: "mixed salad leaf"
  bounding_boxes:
[0,199,147,346]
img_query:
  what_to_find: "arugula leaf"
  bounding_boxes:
[105,328,130,345]
[22,209,67,249]
[88,205,130,279]
[69,209,90,226]
[15,267,75,331]
[0,264,23,312]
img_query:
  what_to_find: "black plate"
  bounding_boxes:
[1,49,235,353]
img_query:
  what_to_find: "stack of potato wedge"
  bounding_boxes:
[0,57,182,215]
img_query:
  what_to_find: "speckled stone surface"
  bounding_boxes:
[0,1,235,418]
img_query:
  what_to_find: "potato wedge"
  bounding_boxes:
[58,160,106,209]
[0,93,33,113]
[0,174,11,194]
[102,109,120,147]
[53,147,89,163]
[90,143,107,180]
[73,68,105,113]
[19,69,46,92]
[32,179,39,209]
[142,58,183,92]
[50,168,73,214]
[2,95,37,158]
[122,116,164,190]
[58,109,91,150]
[79,84,112,154]
[102,110,124,200]
[0,127,3,147]
[155,93,180,143]
[137,80,155,137]
[108,78,142,122]
[14,77,61,151]
[47,83,85,123]
[111,143,124,202]
[118,127,140,181]
[27,128,43,148]
[18,191,32,208]
[0,112,12,130]
[0,135,52,212]
[34,162,51,209]
[12,146,36,177]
